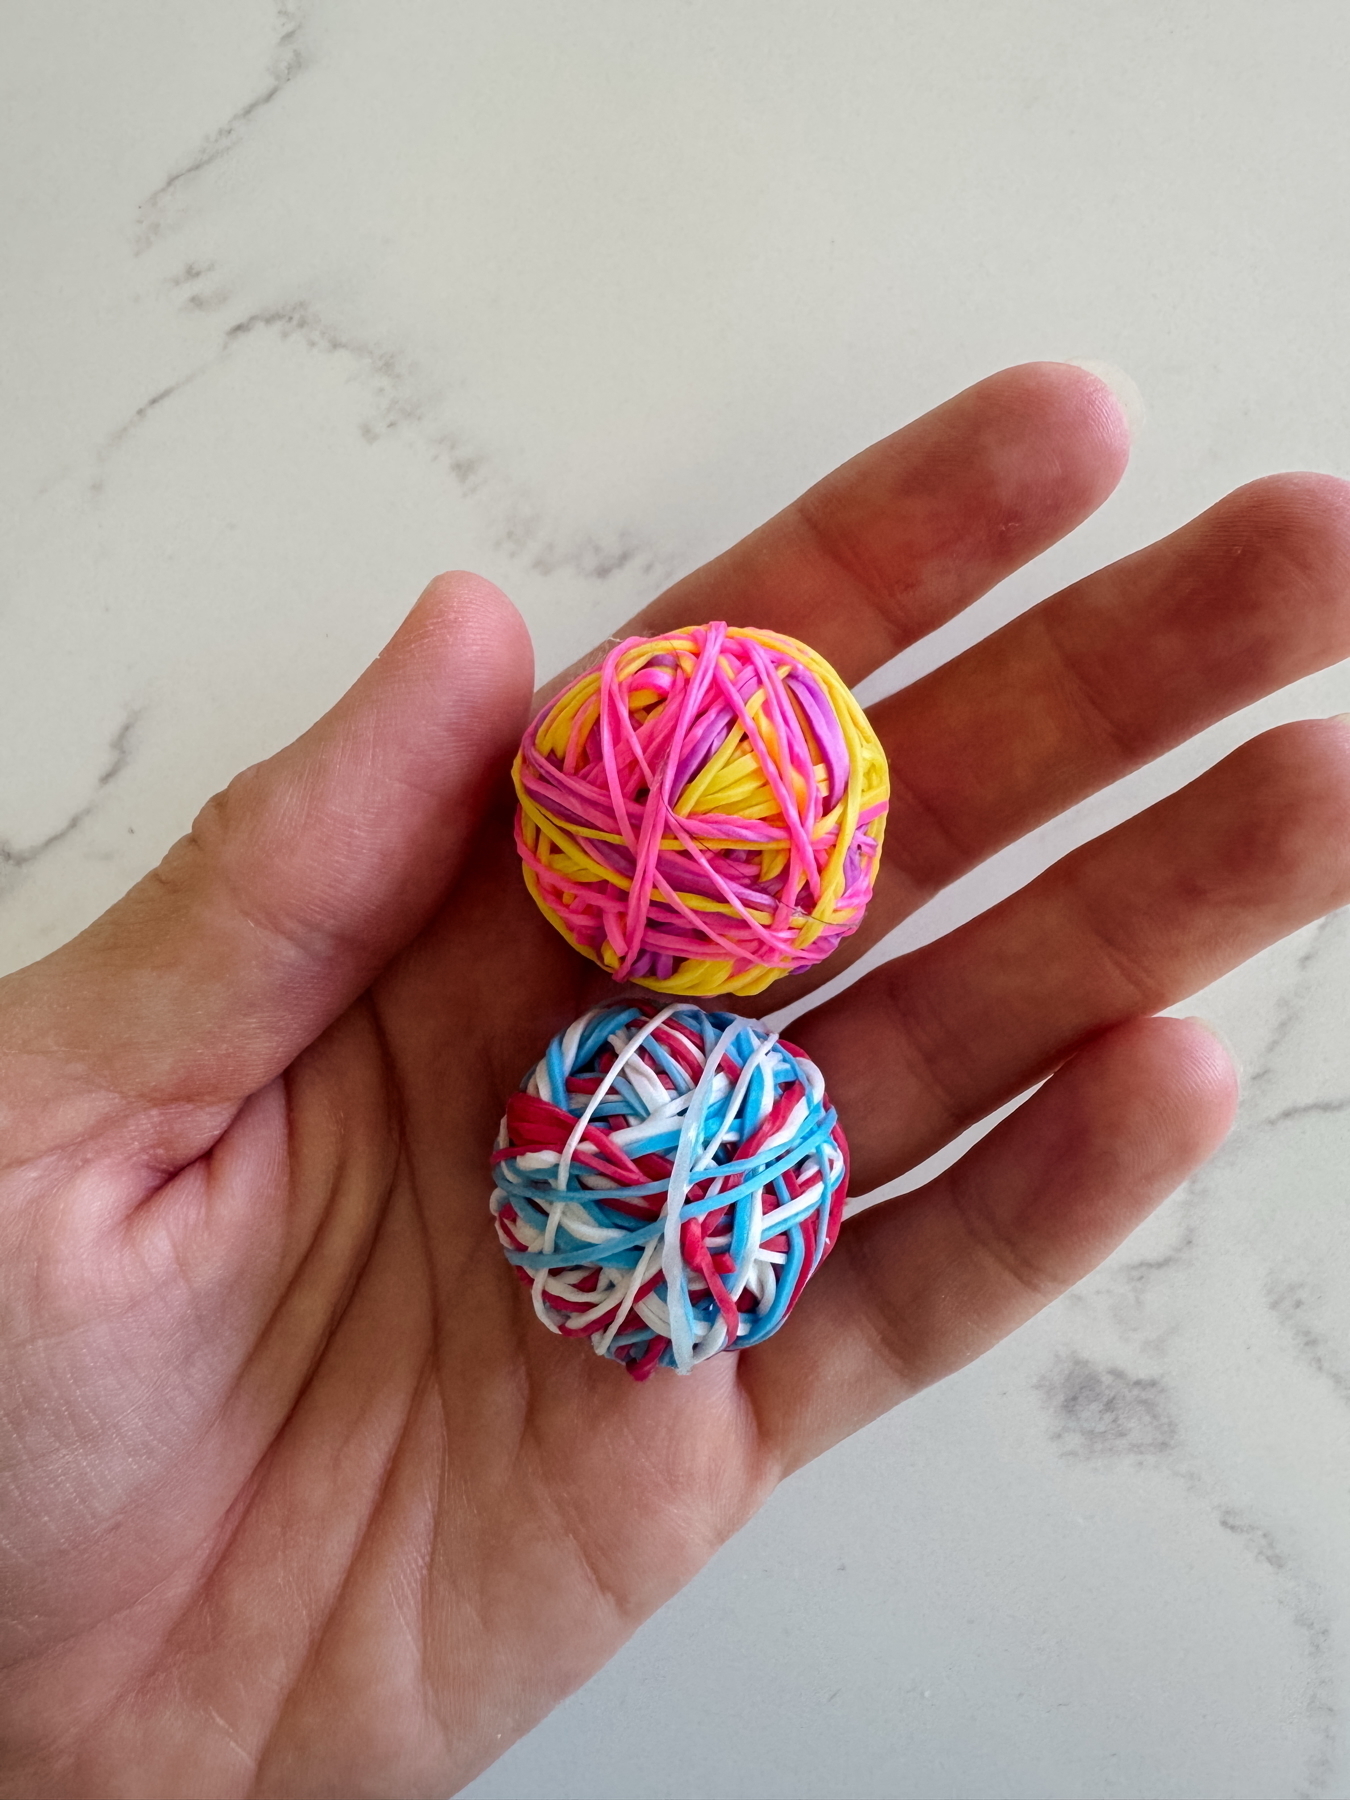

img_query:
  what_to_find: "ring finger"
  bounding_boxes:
[793,715,1350,1193]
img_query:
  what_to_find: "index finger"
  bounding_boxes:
[542,361,1131,701]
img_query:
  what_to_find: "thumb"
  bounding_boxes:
[1,572,533,1155]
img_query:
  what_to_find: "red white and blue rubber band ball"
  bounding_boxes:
[490,1001,849,1379]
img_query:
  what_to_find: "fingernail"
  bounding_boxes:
[1332,712,1350,725]
[1063,358,1147,438]
[1183,1014,1243,1079]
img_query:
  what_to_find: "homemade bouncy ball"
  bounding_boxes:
[491,1001,849,1378]
[513,621,889,997]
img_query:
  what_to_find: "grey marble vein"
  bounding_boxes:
[225,303,665,583]
[90,371,214,494]
[1036,1333,1338,1796]
[1247,912,1346,1103]
[89,287,675,592]
[225,301,485,485]
[113,0,678,596]
[1213,1504,1338,1799]
[1032,1098,1349,1793]
[1265,1279,1350,1412]
[0,711,141,901]
[1038,1354,1180,1460]
[1266,1096,1350,1125]
[134,2,308,253]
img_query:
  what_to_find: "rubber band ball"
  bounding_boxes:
[513,622,889,997]
[490,1000,849,1378]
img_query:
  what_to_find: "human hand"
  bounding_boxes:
[3,364,1349,1798]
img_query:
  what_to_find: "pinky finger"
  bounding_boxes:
[745,1015,1238,1472]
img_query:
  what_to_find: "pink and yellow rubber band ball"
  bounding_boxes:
[512,622,890,997]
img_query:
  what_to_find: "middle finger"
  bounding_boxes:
[767,472,1350,1008]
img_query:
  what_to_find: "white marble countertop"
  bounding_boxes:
[5,4,1350,1796]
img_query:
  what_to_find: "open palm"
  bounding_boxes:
[4,365,1350,1799]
